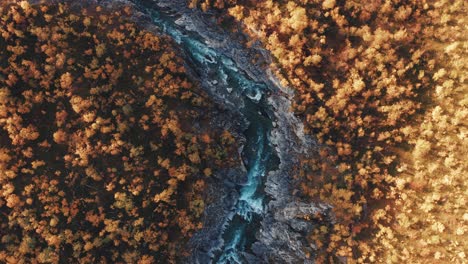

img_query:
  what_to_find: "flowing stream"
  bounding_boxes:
[130,2,281,263]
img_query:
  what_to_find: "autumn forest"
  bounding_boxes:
[0,0,466,263]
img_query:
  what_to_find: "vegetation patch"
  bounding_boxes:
[190,0,467,262]
[0,2,238,263]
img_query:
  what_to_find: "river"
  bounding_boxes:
[123,1,329,263]
[139,5,278,263]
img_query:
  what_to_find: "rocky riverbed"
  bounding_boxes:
[100,0,334,262]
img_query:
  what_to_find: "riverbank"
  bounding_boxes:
[187,0,467,263]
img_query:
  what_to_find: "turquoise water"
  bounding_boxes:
[135,3,277,263]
